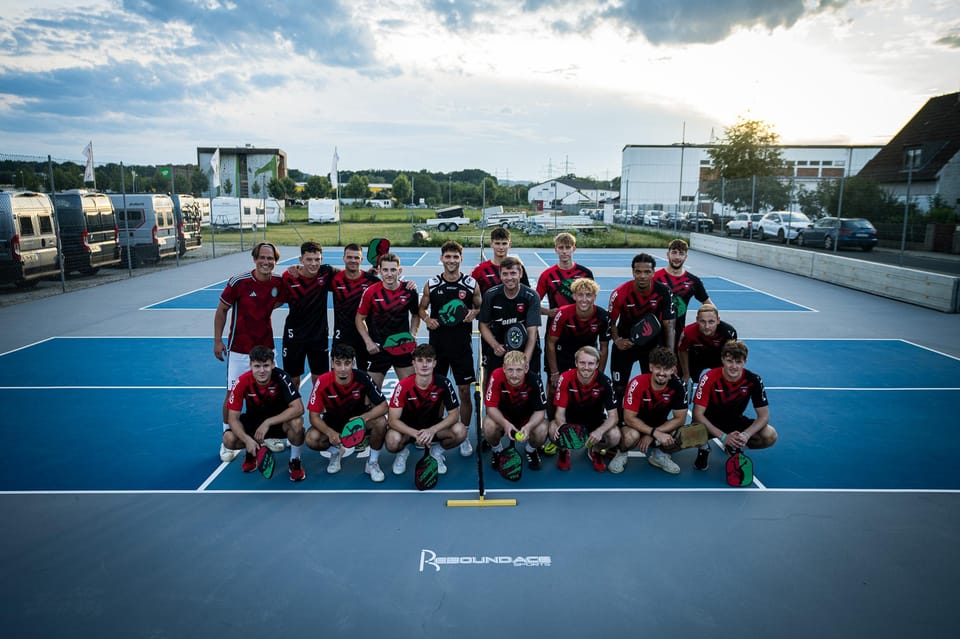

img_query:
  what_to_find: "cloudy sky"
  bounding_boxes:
[1,0,958,182]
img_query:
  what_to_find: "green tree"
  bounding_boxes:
[305,175,331,199]
[392,174,411,204]
[413,172,439,204]
[190,168,207,195]
[280,176,298,200]
[267,177,284,199]
[344,174,370,199]
[704,117,787,211]
[222,178,233,196]
[814,176,900,221]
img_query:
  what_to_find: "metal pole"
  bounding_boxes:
[899,159,913,267]
[676,122,685,233]
[48,155,66,293]
[834,147,852,254]
[120,162,133,274]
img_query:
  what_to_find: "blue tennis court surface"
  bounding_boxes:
[3,337,957,492]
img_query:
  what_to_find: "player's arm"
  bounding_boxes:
[587,409,620,446]
[519,409,547,439]
[358,398,388,423]
[550,404,567,440]
[479,321,506,357]
[485,404,515,438]
[418,283,438,332]
[387,405,421,440]
[227,408,258,455]
[733,405,769,449]
[523,325,538,363]
[465,283,482,323]
[545,334,560,386]
[254,398,304,442]
[213,300,230,361]
[678,350,691,383]
[597,340,609,374]
[355,311,378,354]
[309,411,341,446]
[408,292,421,338]
[662,318,676,351]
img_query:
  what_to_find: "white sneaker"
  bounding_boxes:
[432,450,448,475]
[608,451,629,474]
[459,438,474,457]
[356,446,371,459]
[219,443,240,463]
[392,448,410,475]
[327,447,342,474]
[265,438,287,452]
[648,448,680,474]
[365,461,385,483]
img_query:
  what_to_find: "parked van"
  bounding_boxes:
[170,194,203,255]
[197,197,211,226]
[210,197,267,230]
[108,193,178,266]
[52,190,120,274]
[0,191,61,287]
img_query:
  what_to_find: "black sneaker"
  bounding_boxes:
[491,450,502,471]
[694,447,710,471]
[525,448,542,471]
[481,440,492,452]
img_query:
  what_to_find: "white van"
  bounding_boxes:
[109,193,179,266]
[0,191,61,287]
[210,197,268,230]
[52,190,121,274]
[308,198,340,223]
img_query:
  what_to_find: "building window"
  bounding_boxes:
[797,161,808,166]
[822,161,832,166]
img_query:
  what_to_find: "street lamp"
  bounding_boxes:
[900,147,921,266]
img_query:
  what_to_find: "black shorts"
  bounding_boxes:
[332,338,370,371]
[239,413,287,440]
[710,414,753,435]
[610,345,654,386]
[433,339,476,386]
[282,338,329,378]
[368,349,413,374]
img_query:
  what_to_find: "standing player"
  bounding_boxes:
[610,348,688,475]
[281,241,336,390]
[214,242,283,462]
[386,344,466,476]
[305,344,389,481]
[654,239,713,357]
[356,253,420,390]
[549,346,620,472]
[608,253,675,417]
[678,304,738,385]
[418,241,482,457]
[483,351,549,471]
[478,256,542,383]
[221,346,306,482]
[471,227,530,296]
[536,232,594,319]
[330,244,381,373]
[544,277,611,392]
[692,340,778,471]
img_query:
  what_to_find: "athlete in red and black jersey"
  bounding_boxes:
[305,343,389,482]
[281,241,336,388]
[385,344,466,476]
[549,346,620,472]
[678,304,738,383]
[692,340,778,471]
[330,244,381,372]
[654,239,712,352]
[356,253,420,388]
[545,278,611,382]
[613,348,688,475]
[478,256,542,379]
[483,351,548,470]
[536,232,594,317]
[222,345,306,481]
[608,253,675,414]
[471,227,531,296]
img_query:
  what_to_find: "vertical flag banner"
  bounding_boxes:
[329,147,339,189]
[82,141,95,183]
[210,148,221,194]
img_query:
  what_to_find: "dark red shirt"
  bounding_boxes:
[219,271,283,354]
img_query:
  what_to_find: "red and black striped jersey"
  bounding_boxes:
[547,303,611,373]
[694,367,768,427]
[471,259,531,296]
[484,369,546,426]
[227,368,300,421]
[623,373,687,427]
[330,269,380,342]
[389,374,460,430]
[537,262,595,309]
[219,271,283,354]
[357,282,419,344]
[608,280,674,335]
[306,368,385,423]
[282,264,336,341]
[553,369,616,427]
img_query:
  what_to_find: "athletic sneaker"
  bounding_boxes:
[392,447,410,475]
[525,448,542,471]
[432,450,448,475]
[326,447,342,474]
[694,447,710,471]
[589,449,607,473]
[459,438,474,457]
[220,443,241,463]
[608,451,629,474]
[365,461,385,483]
[557,448,571,471]
[648,448,680,474]
[265,438,287,453]
[288,458,306,482]
[241,452,257,473]
[356,445,371,459]
[542,442,558,456]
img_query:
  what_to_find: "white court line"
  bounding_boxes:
[197,462,230,491]
[4,487,960,495]
[0,336,54,358]
[765,387,960,391]
[533,252,551,266]
[0,385,223,390]
[900,339,960,363]
[718,275,818,312]
[141,282,220,310]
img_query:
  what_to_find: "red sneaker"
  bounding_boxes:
[241,452,256,473]
[288,458,306,482]
[557,448,571,471]
[590,449,607,473]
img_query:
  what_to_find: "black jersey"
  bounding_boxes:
[426,272,477,343]
[282,264,335,341]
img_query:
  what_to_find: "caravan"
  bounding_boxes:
[210,197,268,230]
[308,198,340,223]
[0,191,61,287]
[52,190,121,274]
[109,193,179,266]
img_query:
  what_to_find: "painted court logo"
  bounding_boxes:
[419,549,552,572]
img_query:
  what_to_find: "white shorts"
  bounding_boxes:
[226,351,279,390]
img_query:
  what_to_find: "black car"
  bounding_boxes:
[796,217,879,251]
[681,212,714,233]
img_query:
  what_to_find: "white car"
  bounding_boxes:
[756,211,812,243]
[642,210,661,226]
[725,213,763,238]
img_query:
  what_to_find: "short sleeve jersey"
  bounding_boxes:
[484,368,547,426]
[282,264,336,342]
[536,263,595,309]
[219,271,283,354]
[471,260,532,296]
[426,272,478,343]
[389,373,460,430]
[478,284,541,355]
[678,320,738,373]
[330,270,380,343]
[306,368,385,424]
[623,373,687,427]
[694,367,768,428]
[357,282,419,344]
[553,369,617,428]
[653,269,709,308]
[608,280,675,337]
[547,303,611,372]
[226,367,300,422]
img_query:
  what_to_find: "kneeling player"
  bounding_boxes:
[386,344,466,476]
[611,347,688,475]
[549,346,620,472]
[222,345,306,481]
[305,344,389,482]
[484,351,549,471]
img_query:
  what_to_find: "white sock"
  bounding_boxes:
[492,442,504,453]
[525,443,536,453]
[430,443,443,457]
[369,448,380,463]
[290,445,301,460]
[222,423,230,433]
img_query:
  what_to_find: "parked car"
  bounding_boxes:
[796,217,878,251]
[725,213,763,238]
[658,211,683,229]
[756,211,812,243]
[643,210,662,226]
[681,212,715,233]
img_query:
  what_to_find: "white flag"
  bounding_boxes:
[329,147,339,189]
[82,141,94,182]
[210,148,221,191]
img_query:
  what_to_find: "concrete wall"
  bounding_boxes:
[691,235,959,313]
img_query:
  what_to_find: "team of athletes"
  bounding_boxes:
[214,234,777,483]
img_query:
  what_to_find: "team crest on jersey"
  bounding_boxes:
[430,391,440,401]
[591,387,601,398]
[519,391,529,401]
[517,303,526,314]
[589,323,599,332]
[352,389,362,399]
[458,290,467,299]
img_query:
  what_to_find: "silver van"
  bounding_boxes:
[170,194,203,255]
[53,190,121,274]
[108,193,178,267]
[0,191,61,287]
